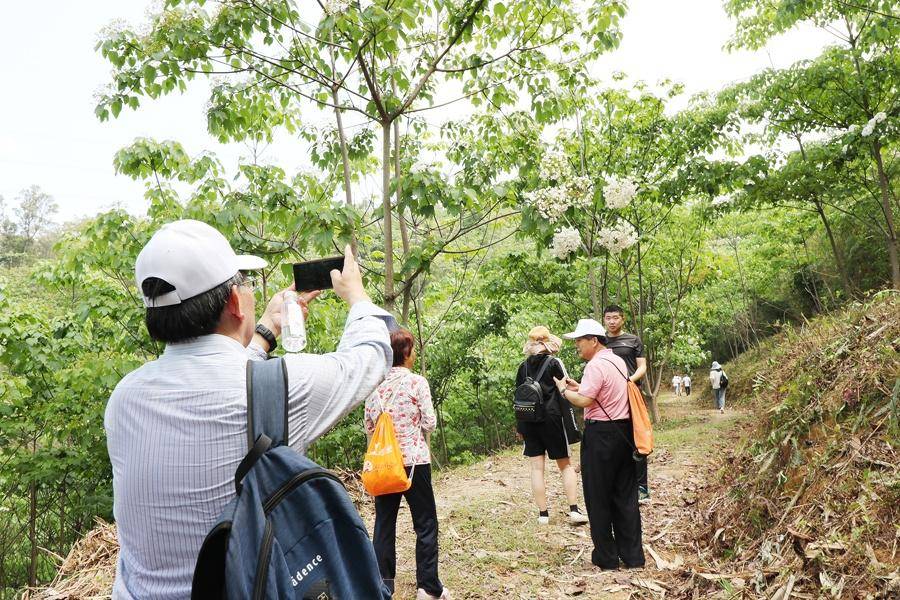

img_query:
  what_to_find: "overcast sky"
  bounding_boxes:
[0,1,836,224]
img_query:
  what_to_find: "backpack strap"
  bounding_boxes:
[599,357,629,382]
[532,355,553,382]
[374,374,417,484]
[246,358,289,449]
[378,376,410,414]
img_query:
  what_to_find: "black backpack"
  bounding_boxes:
[719,371,729,389]
[514,356,552,422]
[191,358,390,600]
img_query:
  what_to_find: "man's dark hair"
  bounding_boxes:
[581,334,607,345]
[603,304,625,316]
[143,273,242,343]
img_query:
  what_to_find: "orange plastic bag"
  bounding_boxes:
[627,381,653,456]
[361,410,411,496]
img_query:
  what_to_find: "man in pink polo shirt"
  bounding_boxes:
[554,318,645,570]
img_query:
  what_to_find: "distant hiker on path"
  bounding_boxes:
[602,305,650,502]
[515,326,588,526]
[554,319,646,571]
[710,361,729,413]
[671,374,683,396]
[683,373,692,396]
[104,220,396,599]
[364,328,449,600]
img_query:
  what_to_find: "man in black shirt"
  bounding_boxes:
[602,305,651,502]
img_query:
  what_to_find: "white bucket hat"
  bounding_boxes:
[135,219,267,307]
[562,318,607,339]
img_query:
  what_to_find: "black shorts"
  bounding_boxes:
[519,417,570,459]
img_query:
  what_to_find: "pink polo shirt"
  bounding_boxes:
[580,349,630,421]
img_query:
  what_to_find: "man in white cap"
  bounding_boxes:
[104,219,396,599]
[553,319,645,571]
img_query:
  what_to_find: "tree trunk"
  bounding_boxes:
[587,256,601,320]
[813,200,853,297]
[28,445,38,588]
[436,404,449,467]
[393,119,413,324]
[381,120,395,310]
[635,236,646,337]
[59,478,66,555]
[797,136,852,297]
[601,254,609,309]
[332,88,354,210]
[871,139,900,289]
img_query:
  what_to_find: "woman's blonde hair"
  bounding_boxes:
[523,325,562,356]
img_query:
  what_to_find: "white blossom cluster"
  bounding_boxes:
[525,150,595,220]
[861,112,888,137]
[323,0,352,15]
[550,227,582,260]
[597,220,638,254]
[711,194,733,206]
[96,18,128,43]
[602,176,638,209]
[569,175,592,199]
[539,150,573,182]
[526,186,571,220]
[526,180,593,220]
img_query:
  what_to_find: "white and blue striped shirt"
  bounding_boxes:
[105,301,395,599]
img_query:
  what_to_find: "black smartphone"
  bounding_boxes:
[293,256,345,292]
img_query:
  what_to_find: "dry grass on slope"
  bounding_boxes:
[693,292,900,599]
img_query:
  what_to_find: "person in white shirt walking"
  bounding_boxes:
[105,220,396,599]
[709,361,728,413]
[682,374,692,396]
[671,374,683,397]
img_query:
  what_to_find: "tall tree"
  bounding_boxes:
[724,0,900,288]
[95,0,627,309]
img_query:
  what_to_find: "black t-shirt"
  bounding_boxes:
[605,333,644,377]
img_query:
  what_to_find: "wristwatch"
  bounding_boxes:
[255,323,277,353]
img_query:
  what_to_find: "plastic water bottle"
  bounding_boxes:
[281,291,307,352]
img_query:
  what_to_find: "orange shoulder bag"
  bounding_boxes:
[598,358,654,457]
[361,380,414,496]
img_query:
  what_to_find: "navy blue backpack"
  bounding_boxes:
[192,358,391,600]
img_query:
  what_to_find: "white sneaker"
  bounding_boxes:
[537,515,550,525]
[417,587,451,600]
[568,510,589,524]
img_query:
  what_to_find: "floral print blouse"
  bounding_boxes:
[364,367,437,466]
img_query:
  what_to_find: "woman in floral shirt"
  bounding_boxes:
[365,328,448,600]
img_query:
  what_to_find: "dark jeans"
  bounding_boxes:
[373,464,443,597]
[581,420,645,569]
[715,388,726,409]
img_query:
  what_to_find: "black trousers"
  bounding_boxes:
[373,464,443,597]
[581,420,645,569]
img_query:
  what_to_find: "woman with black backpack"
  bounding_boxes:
[709,361,729,413]
[515,326,588,526]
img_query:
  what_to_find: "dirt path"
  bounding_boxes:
[360,390,747,599]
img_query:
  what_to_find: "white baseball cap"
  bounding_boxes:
[135,220,267,307]
[562,318,607,339]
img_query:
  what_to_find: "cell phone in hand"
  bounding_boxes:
[292,256,345,292]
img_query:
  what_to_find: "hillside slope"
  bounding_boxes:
[692,292,899,598]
